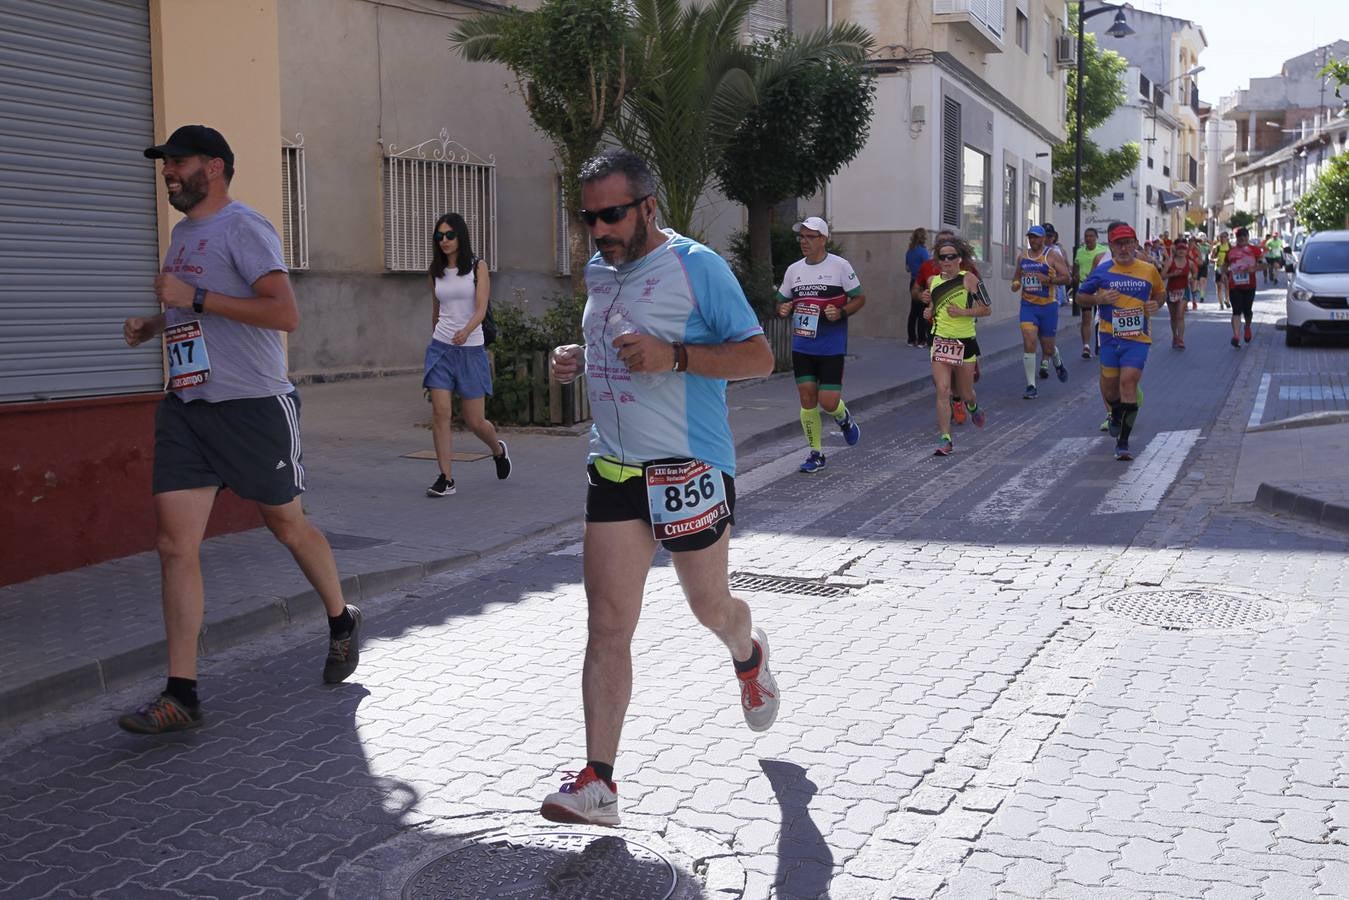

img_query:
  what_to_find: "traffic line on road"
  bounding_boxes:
[969,437,1104,522]
[1248,373,1271,428]
[1093,429,1201,515]
[1279,384,1349,401]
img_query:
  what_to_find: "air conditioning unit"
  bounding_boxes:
[1055,35,1077,68]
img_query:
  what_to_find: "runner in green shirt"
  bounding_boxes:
[1073,228,1108,359]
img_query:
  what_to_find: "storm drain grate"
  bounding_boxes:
[728,573,854,598]
[1102,589,1276,631]
[402,831,676,899]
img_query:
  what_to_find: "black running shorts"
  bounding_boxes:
[792,352,845,389]
[1229,288,1256,319]
[153,391,306,506]
[585,460,736,553]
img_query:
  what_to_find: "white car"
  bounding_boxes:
[1285,230,1349,346]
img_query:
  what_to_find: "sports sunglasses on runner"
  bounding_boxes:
[578,195,650,227]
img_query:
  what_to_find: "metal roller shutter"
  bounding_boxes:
[0,0,161,403]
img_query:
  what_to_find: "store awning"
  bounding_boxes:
[1157,189,1187,211]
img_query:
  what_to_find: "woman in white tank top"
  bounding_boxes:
[422,212,512,497]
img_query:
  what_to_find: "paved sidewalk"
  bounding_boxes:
[1,318,1028,725]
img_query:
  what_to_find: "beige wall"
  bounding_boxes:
[148,0,282,257]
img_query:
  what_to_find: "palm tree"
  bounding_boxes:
[451,0,634,291]
[616,0,872,239]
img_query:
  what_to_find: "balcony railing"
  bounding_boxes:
[932,0,1005,51]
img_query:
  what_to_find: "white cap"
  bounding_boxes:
[792,216,830,238]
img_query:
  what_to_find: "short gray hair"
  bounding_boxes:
[579,148,657,199]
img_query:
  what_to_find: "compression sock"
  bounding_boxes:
[1119,402,1139,443]
[1109,401,1124,428]
[828,399,850,423]
[1051,348,1063,367]
[800,407,822,451]
[1023,353,1037,385]
[165,677,199,709]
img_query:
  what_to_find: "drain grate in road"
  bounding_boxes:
[728,573,854,598]
[1102,589,1276,631]
[402,832,676,899]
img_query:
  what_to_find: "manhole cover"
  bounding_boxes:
[728,573,854,598]
[402,831,677,899]
[1102,589,1276,630]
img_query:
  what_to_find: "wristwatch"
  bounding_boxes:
[192,287,208,314]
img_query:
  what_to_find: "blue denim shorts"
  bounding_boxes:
[423,340,493,398]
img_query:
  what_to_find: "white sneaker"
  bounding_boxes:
[737,627,780,732]
[541,766,620,826]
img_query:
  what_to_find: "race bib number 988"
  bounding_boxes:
[1112,308,1145,338]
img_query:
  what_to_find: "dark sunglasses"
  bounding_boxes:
[579,195,649,227]
[937,253,961,261]
[434,229,457,241]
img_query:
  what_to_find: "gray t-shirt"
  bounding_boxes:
[161,201,293,402]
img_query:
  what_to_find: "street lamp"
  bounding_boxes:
[1072,2,1133,270]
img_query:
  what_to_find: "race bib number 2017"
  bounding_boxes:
[645,460,730,542]
[164,320,211,390]
[931,336,965,365]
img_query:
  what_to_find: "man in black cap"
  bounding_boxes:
[117,125,361,734]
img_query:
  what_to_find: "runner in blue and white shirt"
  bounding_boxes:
[544,149,779,830]
[774,216,866,473]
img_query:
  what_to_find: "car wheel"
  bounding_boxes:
[1285,325,1303,347]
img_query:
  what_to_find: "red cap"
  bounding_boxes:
[1107,224,1138,243]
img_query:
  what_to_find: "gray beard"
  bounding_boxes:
[167,172,208,212]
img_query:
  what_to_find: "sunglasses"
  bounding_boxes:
[434,230,457,242]
[578,195,650,227]
[937,253,961,261]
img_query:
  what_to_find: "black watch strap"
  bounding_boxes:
[192,287,207,314]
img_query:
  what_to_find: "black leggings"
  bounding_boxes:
[1229,288,1255,322]
[907,296,930,344]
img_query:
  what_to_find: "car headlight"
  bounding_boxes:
[1292,288,1314,301]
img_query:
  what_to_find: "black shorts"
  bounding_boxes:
[153,391,306,506]
[1199,262,1210,278]
[585,460,736,553]
[1229,288,1256,318]
[792,352,845,389]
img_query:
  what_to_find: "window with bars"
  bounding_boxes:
[280,138,308,270]
[941,97,962,228]
[382,130,497,272]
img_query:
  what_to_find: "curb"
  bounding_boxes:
[1247,410,1349,433]
[1253,483,1349,535]
[1,336,1026,727]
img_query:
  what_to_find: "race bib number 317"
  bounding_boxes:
[645,460,730,542]
[164,319,211,390]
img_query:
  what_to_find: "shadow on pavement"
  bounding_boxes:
[762,759,834,900]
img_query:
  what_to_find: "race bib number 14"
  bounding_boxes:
[792,304,820,339]
[645,460,730,542]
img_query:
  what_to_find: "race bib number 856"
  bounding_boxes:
[645,460,730,542]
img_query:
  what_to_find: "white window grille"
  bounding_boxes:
[383,128,497,272]
[280,135,308,270]
[745,0,788,41]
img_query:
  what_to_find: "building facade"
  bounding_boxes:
[1052,4,1205,240]
[818,0,1070,338]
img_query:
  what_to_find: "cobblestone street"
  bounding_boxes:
[3,313,1348,899]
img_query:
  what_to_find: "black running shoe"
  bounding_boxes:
[427,474,455,497]
[118,693,203,734]
[494,440,512,480]
[323,605,362,684]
